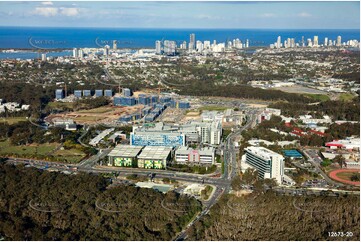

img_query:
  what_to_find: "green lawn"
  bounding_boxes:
[0,140,57,156]
[304,94,330,102]
[338,93,355,102]
[0,140,85,163]
[47,102,74,109]
[53,148,86,163]
[336,171,359,181]
[0,117,28,125]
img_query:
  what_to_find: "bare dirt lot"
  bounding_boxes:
[46,105,144,125]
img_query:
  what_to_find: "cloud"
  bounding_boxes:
[298,12,312,17]
[260,13,277,18]
[60,7,79,16]
[33,7,58,17]
[41,1,53,5]
[32,7,80,17]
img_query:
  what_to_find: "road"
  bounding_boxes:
[174,111,258,240]
[303,149,345,187]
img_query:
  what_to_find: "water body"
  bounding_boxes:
[0,27,359,58]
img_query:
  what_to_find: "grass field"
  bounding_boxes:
[0,140,86,163]
[304,94,330,102]
[47,102,74,109]
[338,93,355,102]
[0,117,28,124]
[53,148,86,163]
[336,172,357,180]
[73,116,102,122]
[0,140,57,156]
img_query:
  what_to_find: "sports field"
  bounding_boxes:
[328,169,360,186]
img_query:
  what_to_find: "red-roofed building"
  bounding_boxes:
[308,130,326,137]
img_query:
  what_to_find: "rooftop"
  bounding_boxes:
[137,146,173,160]
[245,146,283,160]
[108,145,143,158]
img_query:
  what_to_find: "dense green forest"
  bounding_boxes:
[0,164,201,240]
[187,193,360,241]
[269,97,360,121]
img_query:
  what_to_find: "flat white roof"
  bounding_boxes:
[245,146,283,160]
[138,146,172,160]
[108,145,143,158]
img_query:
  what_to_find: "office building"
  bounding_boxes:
[95,89,103,97]
[324,37,328,46]
[107,145,143,167]
[175,147,215,165]
[189,33,196,50]
[131,131,185,147]
[137,146,172,169]
[155,40,162,54]
[337,36,342,46]
[78,49,84,59]
[122,88,132,97]
[138,94,151,105]
[83,90,91,97]
[74,90,82,98]
[103,45,110,57]
[113,40,117,50]
[104,89,113,97]
[113,96,136,106]
[313,36,318,47]
[163,40,176,55]
[277,36,281,48]
[55,89,64,100]
[244,146,284,184]
[73,48,78,58]
[41,53,46,61]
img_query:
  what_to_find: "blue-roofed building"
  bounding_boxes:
[113,96,122,106]
[122,88,132,97]
[151,95,159,103]
[119,115,132,122]
[55,89,64,100]
[74,90,82,98]
[160,96,171,103]
[114,97,137,106]
[178,101,190,109]
[138,95,151,105]
[122,97,136,106]
[142,107,152,116]
[283,150,303,159]
[145,113,158,122]
[95,89,103,97]
[104,89,113,97]
[83,90,91,97]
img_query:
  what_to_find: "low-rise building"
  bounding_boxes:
[175,146,215,165]
[107,145,143,167]
[137,146,173,169]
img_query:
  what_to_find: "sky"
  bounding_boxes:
[0,1,359,29]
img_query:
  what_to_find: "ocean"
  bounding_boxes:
[0,27,359,59]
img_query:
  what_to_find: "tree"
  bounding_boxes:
[333,155,347,168]
[241,168,258,185]
[350,173,360,182]
[231,175,242,191]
